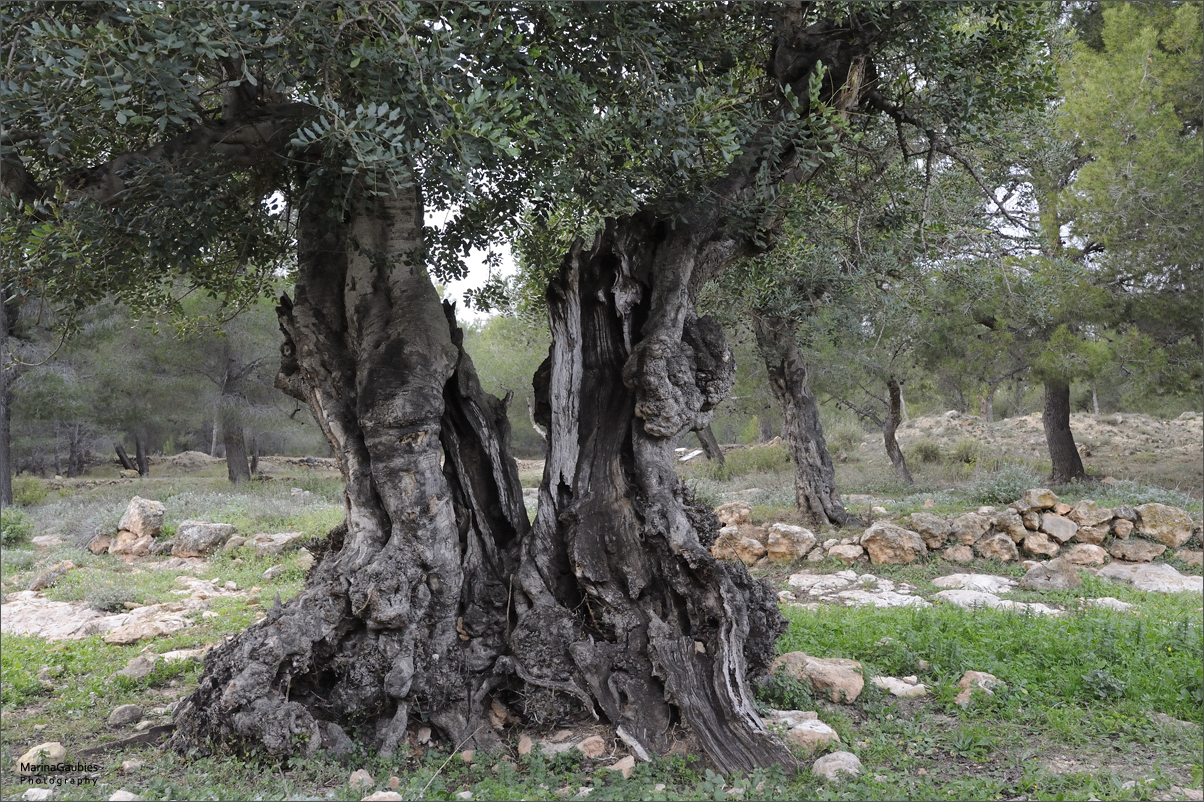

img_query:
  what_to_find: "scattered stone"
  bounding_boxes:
[119,496,165,538]
[1085,597,1133,612]
[1021,510,1041,530]
[251,531,307,556]
[974,533,1019,562]
[388,777,401,789]
[785,719,841,752]
[133,720,153,732]
[295,549,316,572]
[223,535,247,551]
[805,547,825,561]
[772,652,863,703]
[348,768,375,789]
[108,704,144,727]
[811,751,863,782]
[576,735,606,758]
[262,564,287,580]
[715,501,751,527]
[88,533,114,554]
[455,792,474,801]
[955,670,1003,707]
[417,726,432,744]
[22,788,53,801]
[1063,544,1109,566]
[110,528,155,557]
[733,537,767,563]
[518,734,534,755]
[950,513,991,545]
[1019,557,1083,591]
[1022,531,1060,558]
[931,574,1017,594]
[17,742,67,775]
[102,606,192,645]
[941,544,974,563]
[1097,562,1203,593]
[1111,519,1133,539]
[606,755,636,779]
[362,793,404,802]
[827,544,865,564]
[1112,504,1137,522]
[109,792,144,802]
[28,560,77,591]
[1107,539,1166,563]
[993,508,1028,542]
[1135,503,1194,548]
[1040,513,1078,544]
[172,521,238,558]
[870,676,928,698]
[1053,502,1073,515]
[116,656,157,680]
[934,589,1059,617]
[861,523,927,565]
[766,523,817,563]
[1073,526,1107,545]
[1019,488,1058,511]
[1067,500,1114,528]
[908,512,952,549]
[1174,549,1204,567]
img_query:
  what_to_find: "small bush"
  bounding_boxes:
[755,672,813,715]
[910,438,942,463]
[11,476,50,506]
[705,442,791,480]
[1,509,34,547]
[970,464,1041,505]
[828,424,864,453]
[1,549,35,572]
[952,438,981,465]
[85,583,137,613]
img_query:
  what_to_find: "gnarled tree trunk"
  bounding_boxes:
[883,378,912,485]
[222,410,251,484]
[1043,379,1085,484]
[753,316,849,528]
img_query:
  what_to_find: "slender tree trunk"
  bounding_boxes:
[696,423,725,465]
[67,423,84,478]
[114,443,136,471]
[900,391,908,423]
[209,417,219,457]
[754,316,849,528]
[758,416,775,443]
[985,383,996,423]
[1043,379,1086,484]
[1091,381,1099,416]
[883,378,913,485]
[1,293,13,506]
[249,433,259,476]
[222,410,251,483]
[134,433,149,476]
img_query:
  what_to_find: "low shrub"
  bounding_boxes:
[952,438,981,465]
[85,582,138,613]
[11,476,49,506]
[969,464,1041,505]
[827,423,864,453]
[910,438,942,464]
[1,508,34,547]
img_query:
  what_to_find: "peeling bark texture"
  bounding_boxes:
[1043,379,1086,484]
[883,378,913,485]
[753,316,849,528]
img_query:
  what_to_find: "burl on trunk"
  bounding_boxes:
[171,188,791,772]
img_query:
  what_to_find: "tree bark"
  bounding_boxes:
[0,293,11,506]
[67,423,85,478]
[753,316,849,528]
[883,378,913,485]
[134,433,149,476]
[696,423,725,465]
[1043,379,1086,484]
[222,411,251,483]
[114,443,136,471]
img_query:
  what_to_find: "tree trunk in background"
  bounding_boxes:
[696,423,725,464]
[222,411,251,483]
[1091,381,1100,416]
[249,433,259,475]
[134,434,149,476]
[758,416,775,443]
[114,444,136,471]
[754,316,849,528]
[883,378,913,485]
[0,293,10,506]
[1043,379,1086,484]
[67,423,85,478]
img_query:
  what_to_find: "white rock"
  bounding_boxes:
[1086,597,1133,612]
[251,531,307,556]
[931,573,1017,594]
[119,496,165,538]
[22,788,53,801]
[1097,562,1203,593]
[811,751,863,782]
[833,589,931,609]
[934,589,1059,616]
[870,676,928,698]
[110,793,144,802]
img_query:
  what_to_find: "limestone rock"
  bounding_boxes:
[1108,539,1166,563]
[908,512,952,549]
[1097,562,1203,593]
[950,513,991,545]
[109,792,144,802]
[1068,500,1114,528]
[931,573,1017,594]
[1135,503,1193,548]
[28,560,76,591]
[710,526,742,560]
[251,531,307,556]
[942,544,974,563]
[993,508,1028,542]
[805,546,825,561]
[1175,549,1204,567]
[811,751,862,782]
[1073,526,1107,545]
[827,544,865,564]
[766,523,817,563]
[861,523,927,565]
[172,521,237,558]
[576,735,606,758]
[1111,519,1134,539]
[1063,544,1109,566]
[785,720,841,753]
[518,734,534,755]
[1021,511,1041,530]
[1112,504,1137,522]
[115,655,157,680]
[870,676,928,698]
[223,535,247,551]
[16,742,66,775]
[955,670,1003,707]
[362,793,404,802]
[109,704,143,727]
[605,755,636,779]
[714,501,751,527]
[88,533,114,554]
[23,789,53,801]
[772,652,864,703]
[1019,557,1082,591]
[349,768,375,789]
[1040,513,1078,544]
[974,533,1019,563]
[1019,489,1058,511]
[109,529,154,556]
[119,496,165,539]
[1022,531,1060,558]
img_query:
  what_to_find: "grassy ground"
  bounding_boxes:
[1,425,1202,801]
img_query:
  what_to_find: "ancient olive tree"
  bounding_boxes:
[3,1,1051,771]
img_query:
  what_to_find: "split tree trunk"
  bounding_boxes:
[753,316,849,528]
[1043,379,1086,484]
[114,444,136,472]
[883,378,913,485]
